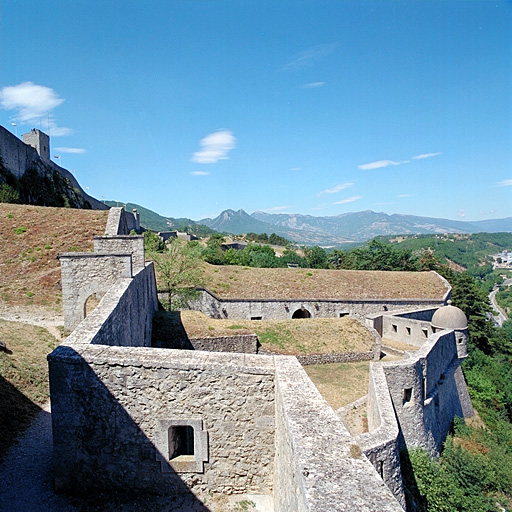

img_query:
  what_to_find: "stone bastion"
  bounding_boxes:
[47,208,474,511]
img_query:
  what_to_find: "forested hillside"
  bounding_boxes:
[377,232,512,274]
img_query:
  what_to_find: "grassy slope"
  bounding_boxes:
[0,320,59,462]
[156,309,375,355]
[0,203,108,308]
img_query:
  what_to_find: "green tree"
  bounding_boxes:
[238,244,279,268]
[304,245,328,269]
[450,273,497,354]
[202,234,225,264]
[280,249,307,268]
[0,184,20,204]
[329,249,356,269]
[143,230,164,252]
[151,239,204,310]
[351,240,419,271]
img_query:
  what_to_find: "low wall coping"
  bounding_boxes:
[57,252,133,259]
[197,288,445,304]
[49,343,277,375]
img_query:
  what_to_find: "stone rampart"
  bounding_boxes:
[356,364,405,507]
[58,252,133,331]
[0,125,107,209]
[191,289,445,322]
[94,235,145,272]
[0,125,41,177]
[382,330,473,456]
[273,356,404,512]
[49,344,275,495]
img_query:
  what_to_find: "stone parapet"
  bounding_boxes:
[188,335,258,353]
[273,356,404,512]
[356,364,405,507]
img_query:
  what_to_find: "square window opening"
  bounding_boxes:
[168,425,194,460]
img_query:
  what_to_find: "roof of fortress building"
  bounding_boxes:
[202,264,449,300]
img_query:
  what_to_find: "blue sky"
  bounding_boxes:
[1,0,511,221]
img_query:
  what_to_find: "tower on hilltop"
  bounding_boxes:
[22,129,50,163]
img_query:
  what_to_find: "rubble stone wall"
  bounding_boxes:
[49,345,276,495]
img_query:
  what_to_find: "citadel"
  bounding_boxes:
[2,127,475,510]
[50,207,474,511]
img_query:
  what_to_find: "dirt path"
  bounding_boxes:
[0,304,64,340]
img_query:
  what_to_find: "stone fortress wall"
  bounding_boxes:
[191,288,447,323]
[0,125,107,210]
[48,208,475,511]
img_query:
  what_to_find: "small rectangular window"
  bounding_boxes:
[422,329,429,338]
[402,388,412,405]
[392,324,398,333]
[251,316,262,320]
[406,327,411,335]
[168,425,194,459]
[339,312,349,318]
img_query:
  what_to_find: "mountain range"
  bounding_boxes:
[108,202,512,247]
[199,209,512,246]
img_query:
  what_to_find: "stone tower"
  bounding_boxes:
[22,129,50,163]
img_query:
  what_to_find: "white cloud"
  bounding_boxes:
[0,81,71,136]
[261,205,292,213]
[190,171,210,176]
[496,179,512,187]
[358,160,402,171]
[457,209,466,218]
[303,82,326,89]
[333,195,363,205]
[359,152,441,171]
[397,193,414,198]
[282,43,337,71]
[290,167,301,171]
[317,182,354,196]
[54,147,86,154]
[191,130,236,164]
[411,152,442,160]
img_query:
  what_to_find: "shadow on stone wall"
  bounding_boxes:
[399,444,425,512]
[151,310,195,349]
[0,374,44,464]
[49,346,211,510]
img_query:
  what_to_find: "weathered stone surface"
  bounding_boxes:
[273,357,404,512]
[49,346,276,495]
[190,289,446,323]
[48,210,474,511]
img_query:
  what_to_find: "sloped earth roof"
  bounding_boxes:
[202,264,448,300]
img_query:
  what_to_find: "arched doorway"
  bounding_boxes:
[84,292,104,318]
[292,308,311,319]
